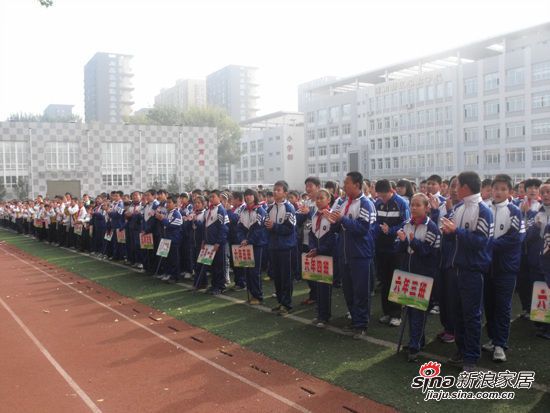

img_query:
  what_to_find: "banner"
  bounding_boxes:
[530,281,550,324]
[388,269,433,311]
[73,223,83,236]
[116,229,126,244]
[156,238,172,258]
[197,244,216,266]
[33,219,43,228]
[301,253,334,284]
[231,245,255,267]
[140,233,154,250]
[104,231,113,241]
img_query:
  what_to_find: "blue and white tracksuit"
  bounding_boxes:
[161,209,183,279]
[109,200,126,260]
[204,204,229,291]
[228,204,247,288]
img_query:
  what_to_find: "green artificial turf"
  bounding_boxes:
[1,230,549,413]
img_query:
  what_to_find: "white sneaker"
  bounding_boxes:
[346,311,352,320]
[482,341,495,353]
[429,305,440,315]
[493,346,506,362]
[183,272,192,279]
[379,315,391,324]
[161,275,171,281]
[137,264,144,270]
[389,318,402,327]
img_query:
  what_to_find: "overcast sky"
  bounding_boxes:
[1,0,549,120]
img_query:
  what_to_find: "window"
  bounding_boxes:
[426,85,434,101]
[242,157,248,168]
[392,136,399,148]
[330,126,339,137]
[384,117,390,129]
[464,77,478,95]
[370,159,376,170]
[506,148,525,164]
[446,152,454,168]
[417,87,425,103]
[484,100,500,116]
[377,138,382,149]
[464,151,478,167]
[446,81,453,98]
[369,120,375,131]
[307,130,315,140]
[241,142,248,152]
[258,155,264,166]
[330,162,339,174]
[464,103,478,120]
[370,140,375,150]
[257,140,263,151]
[101,143,133,187]
[342,143,351,153]
[306,112,315,123]
[250,155,257,167]
[384,137,390,149]
[506,122,525,138]
[146,143,176,185]
[484,72,499,91]
[0,142,28,187]
[532,146,550,162]
[330,144,339,155]
[242,171,248,181]
[250,141,256,152]
[251,170,257,181]
[464,127,479,144]
[484,125,500,142]
[342,124,351,135]
[506,67,524,87]
[445,106,453,122]
[385,158,391,169]
[506,95,524,113]
[377,118,383,129]
[484,150,500,166]
[45,142,79,171]
[329,106,339,122]
[446,129,454,145]
[436,83,445,99]
[319,163,327,174]
[533,61,550,82]
[392,157,399,169]
[417,110,425,125]
[308,164,316,174]
[532,91,550,109]
[533,119,550,135]
[342,104,351,120]
[308,147,315,157]
[318,146,327,156]
[317,109,327,125]
[317,128,327,139]
[435,108,444,122]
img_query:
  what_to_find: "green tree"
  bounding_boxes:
[39,0,54,7]
[15,177,30,200]
[166,174,180,194]
[7,112,42,122]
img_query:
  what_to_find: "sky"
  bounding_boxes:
[1,0,549,120]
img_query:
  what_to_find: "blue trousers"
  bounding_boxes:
[484,271,516,348]
[270,249,293,309]
[164,242,180,279]
[439,267,458,335]
[210,244,227,291]
[316,281,332,322]
[127,230,143,265]
[244,245,264,300]
[408,306,428,351]
[454,269,484,364]
[340,257,372,329]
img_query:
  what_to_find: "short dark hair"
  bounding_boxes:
[210,189,221,197]
[481,178,493,188]
[492,174,513,190]
[442,180,450,186]
[524,178,543,189]
[191,189,202,195]
[375,179,392,193]
[427,175,442,185]
[231,191,243,201]
[273,180,289,192]
[179,192,189,199]
[420,180,427,185]
[145,189,157,196]
[266,191,273,197]
[346,172,363,188]
[304,176,321,187]
[458,171,481,194]
[288,190,300,199]
[157,189,168,195]
[166,195,178,204]
[243,188,259,204]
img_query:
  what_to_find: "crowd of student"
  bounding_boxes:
[1,171,549,372]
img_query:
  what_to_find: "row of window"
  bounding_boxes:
[307,162,348,176]
[370,153,455,171]
[464,146,550,166]
[235,169,265,183]
[463,91,550,119]
[306,104,352,124]
[367,107,453,133]
[241,140,265,153]
[306,124,352,140]
[307,143,353,157]
[368,130,454,151]
[240,154,264,168]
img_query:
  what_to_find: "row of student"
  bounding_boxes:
[1,172,549,370]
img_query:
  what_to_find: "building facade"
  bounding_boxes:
[0,122,218,198]
[234,112,305,190]
[154,79,207,112]
[300,22,550,183]
[43,104,74,121]
[84,53,134,124]
[206,65,259,123]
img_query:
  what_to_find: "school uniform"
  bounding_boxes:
[228,203,247,288]
[75,206,88,251]
[309,208,337,322]
[267,200,297,310]
[237,205,268,301]
[395,216,441,352]
[190,209,207,288]
[297,199,317,300]
[161,208,183,281]
[448,193,494,365]
[142,199,160,273]
[108,200,126,260]
[67,203,79,248]
[332,194,377,330]
[126,202,144,266]
[179,203,194,275]
[485,199,525,349]
[90,204,107,254]
[204,203,229,293]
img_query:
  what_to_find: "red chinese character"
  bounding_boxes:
[323,261,329,275]
[199,160,205,166]
[402,278,410,295]
[409,280,418,297]
[198,138,204,144]
[304,258,310,272]
[199,149,205,155]
[393,276,402,293]
[537,289,548,310]
[287,154,293,160]
[317,260,323,273]
[246,249,251,260]
[418,282,427,299]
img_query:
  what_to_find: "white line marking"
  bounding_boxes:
[0,296,103,413]
[0,245,311,413]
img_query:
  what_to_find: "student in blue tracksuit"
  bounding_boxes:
[108,191,126,261]
[482,174,525,362]
[141,190,160,275]
[228,191,247,289]
[395,193,441,361]
[203,190,229,295]
[307,189,337,328]
[373,179,410,327]
[442,171,494,371]
[90,195,107,255]
[125,191,144,269]
[266,180,297,315]
[525,182,550,339]
[330,171,377,339]
[157,195,183,283]
[179,192,194,278]
[190,196,207,289]
[237,189,268,304]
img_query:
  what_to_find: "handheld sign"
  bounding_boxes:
[301,253,333,284]
[388,269,433,311]
[530,281,550,324]
[156,238,172,258]
[197,244,216,266]
[73,223,83,236]
[116,229,126,244]
[231,245,255,268]
[34,219,43,228]
[139,233,154,250]
[104,231,113,241]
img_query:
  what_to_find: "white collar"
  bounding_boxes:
[493,199,509,208]
[463,193,482,205]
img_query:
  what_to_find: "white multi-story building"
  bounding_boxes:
[234,112,305,190]
[300,22,550,183]
[154,79,206,112]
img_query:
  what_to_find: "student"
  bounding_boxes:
[108,191,126,261]
[142,190,160,274]
[179,192,194,278]
[90,196,107,256]
[203,190,229,295]
[396,179,414,205]
[482,174,525,361]
[426,174,447,225]
[330,172,376,339]
[442,171,493,371]
[419,180,428,195]
[307,189,337,328]
[237,189,268,304]
[441,180,450,198]
[288,190,302,282]
[157,195,183,283]
[74,199,88,251]
[481,178,493,207]
[228,191,247,289]
[396,193,441,361]
[67,196,79,248]
[190,195,208,289]
[266,180,297,315]
[374,179,410,327]
[125,191,144,269]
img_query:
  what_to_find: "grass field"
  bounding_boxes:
[1,229,549,413]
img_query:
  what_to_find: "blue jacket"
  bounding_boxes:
[161,209,183,243]
[267,200,297,250]
[142,200,160,234]
[490,200,525,275]
[190,210,205,248]
[227,204,245,245]
[237,205,268,247]
[308,210,337,257]
[439,204,458,270]
[525,205,550,269]
[126,203,143,232]
[396,216,441,278]
[448,193,493,273]
[90,205,107,230]
[108,200,125,230]
[204,203,229,246]
[374,193,410,253]
[543,223,550,286]
[332,194,376,261]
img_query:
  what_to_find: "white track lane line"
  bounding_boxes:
[0,245,312,413]
[0,296,103,413]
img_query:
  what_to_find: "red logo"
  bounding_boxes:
[419,361,441,378]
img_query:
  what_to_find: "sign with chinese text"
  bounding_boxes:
[197,244,216,265]
[231,245,255,267]
[116,229,126,244]
[531,281,550,323]
[388,270,433,311]
[156,238,172,258]
[301,254,333,284]
[139,233,154,250]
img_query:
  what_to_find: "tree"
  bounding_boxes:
[38,0,54,7]
[15,177,30,200]
[0,182,6,201]
[166,174,180,194]
[182,176,197,192]
[8,112,42,122]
